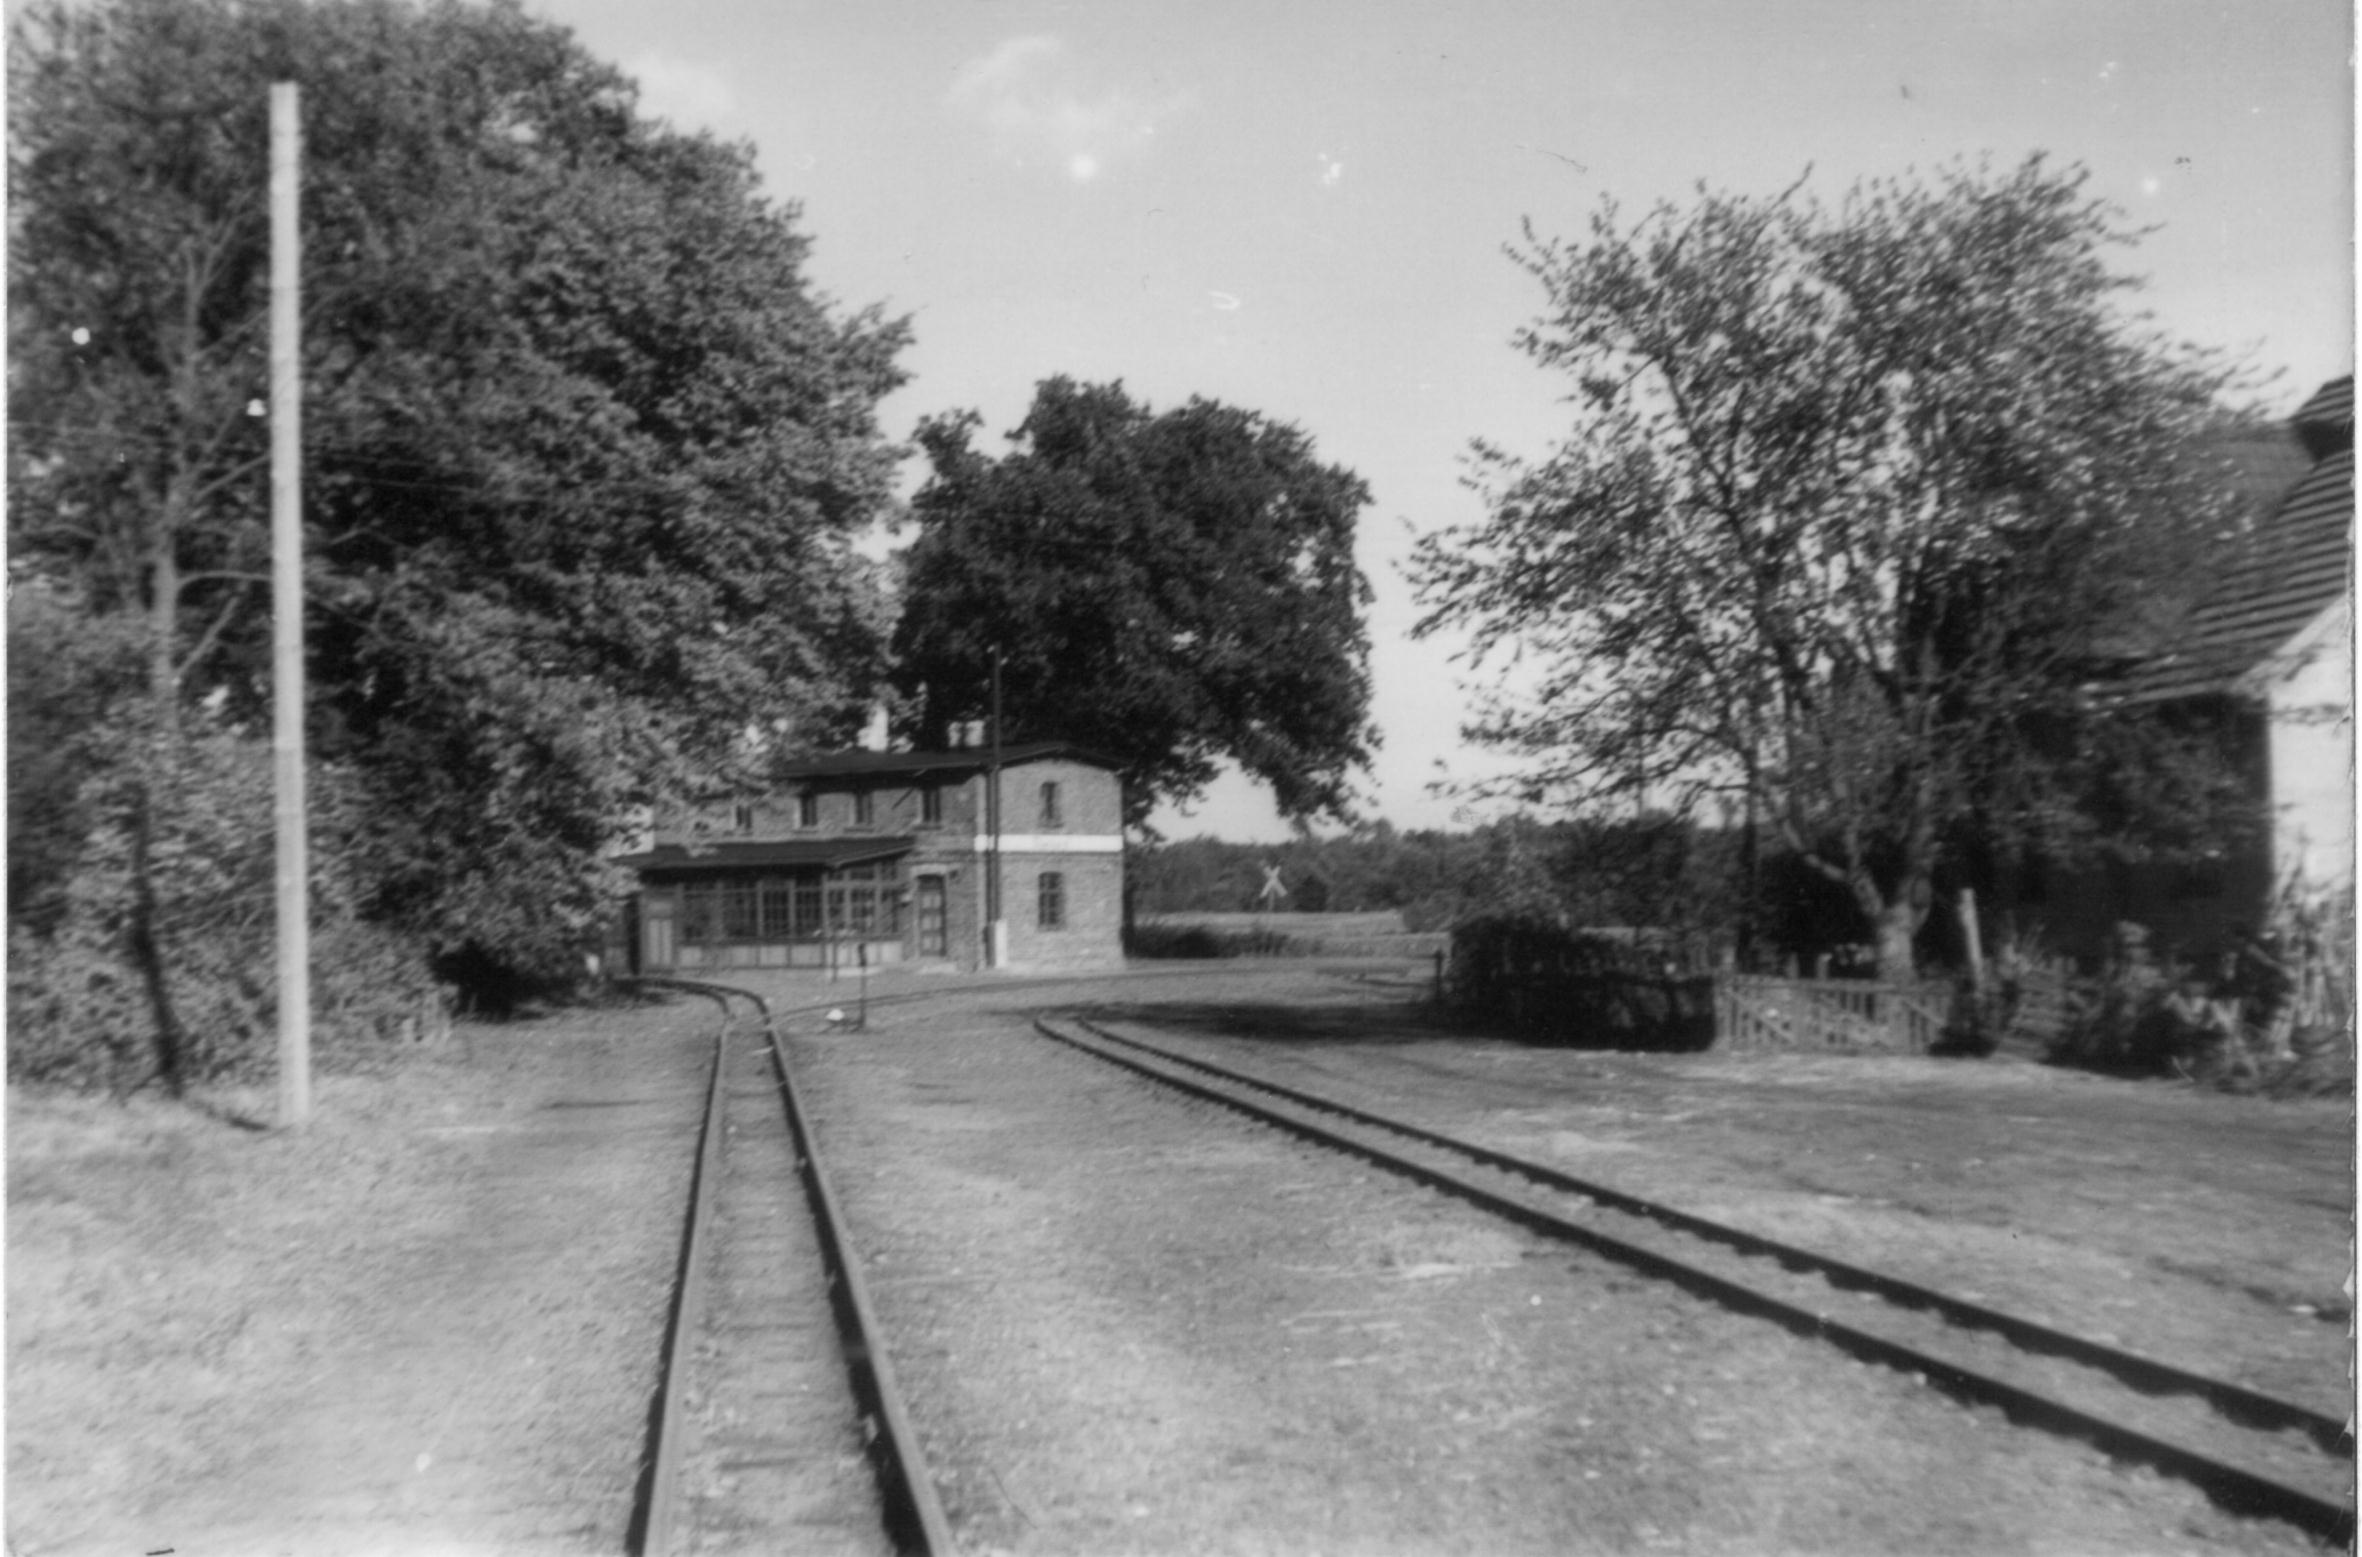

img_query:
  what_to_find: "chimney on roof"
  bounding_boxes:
[859,703,889,752]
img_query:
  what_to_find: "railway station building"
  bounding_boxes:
[613,741,1125,975]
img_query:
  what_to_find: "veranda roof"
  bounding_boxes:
[614,837,915,877]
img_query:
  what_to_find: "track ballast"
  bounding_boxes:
[632,980,952,1556]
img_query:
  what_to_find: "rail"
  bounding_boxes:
[1035,1012,2352,1544]
[625,977,956,1556]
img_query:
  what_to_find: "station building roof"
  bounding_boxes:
[771,741,1120,780]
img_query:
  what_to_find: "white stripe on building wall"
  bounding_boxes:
[968,834,1124,854]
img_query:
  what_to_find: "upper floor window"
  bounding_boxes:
[731,800,755,833]
[796,791,819,829]
[1039,780,1062,828]
[919,783,943,826]
[852,788,875,828]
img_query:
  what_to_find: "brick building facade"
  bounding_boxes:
[615,742,1125,975]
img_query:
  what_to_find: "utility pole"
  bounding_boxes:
[986,645,1007,969]
[1738,741,1760,973]
[270,82,311,1127]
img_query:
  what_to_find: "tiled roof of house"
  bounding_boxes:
[2205,422,2316,515]
[613,836,914,875]
[772,741,1120,780]
[2129,378,2353,703]
[2294,375,2354,461]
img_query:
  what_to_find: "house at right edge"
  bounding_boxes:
[2039,374,2353,959]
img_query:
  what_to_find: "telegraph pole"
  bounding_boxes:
[986,645,1007,969]
[270,82,311,1127]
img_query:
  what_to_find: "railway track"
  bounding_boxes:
[625,962,1310,1553]
[631,981,953,1557]
[1036,1012,2356,1546]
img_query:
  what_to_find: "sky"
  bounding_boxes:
[529,0,2354,841]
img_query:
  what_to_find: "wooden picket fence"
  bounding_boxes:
[1713,974,1954,1054]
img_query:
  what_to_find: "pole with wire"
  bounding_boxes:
[270,81,311,1128]
[986,644,1006,969]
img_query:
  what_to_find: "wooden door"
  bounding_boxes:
[916,874,947,957]
[640,895,677,970]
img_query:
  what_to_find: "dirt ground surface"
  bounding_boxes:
[7,997,715,1557]
[1068,971,2356,1419]
[777,965,2351,1557]
[7,961,2353,1557]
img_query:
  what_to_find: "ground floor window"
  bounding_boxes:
[681,884,718,945]
[1037,870,1065,930]
[678,864,903,944]
[721,880,759,940]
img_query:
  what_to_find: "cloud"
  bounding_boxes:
[1318,152,1343,188]
[948,35,1180,182]
[629,55,738,131]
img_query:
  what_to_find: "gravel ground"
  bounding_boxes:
[777,967,2342,1555]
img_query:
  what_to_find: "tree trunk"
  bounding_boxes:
[1861,864,1936,983]
[1868,762,1940,983]
[129,538,193,1094]
[1809,841,1929,984]
[149,537,181,717]
[126,776,188,1097]
[1871,899,1919,983]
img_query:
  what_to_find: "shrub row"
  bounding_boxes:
[1444,912,1715,1049]
[1122,922,1300,960]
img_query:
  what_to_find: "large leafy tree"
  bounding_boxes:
[1411,157,2250,978]
[894,377,1377,829]
[10,0,909,999]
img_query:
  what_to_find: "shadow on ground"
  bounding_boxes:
[1074,981,1715,1054]
[1072,996,1454,1049]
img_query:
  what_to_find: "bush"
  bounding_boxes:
[2037,911,2355,1095]
[1445,912,1714,1049]
[1123,922,1295,960]
[7,712,440,1093]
